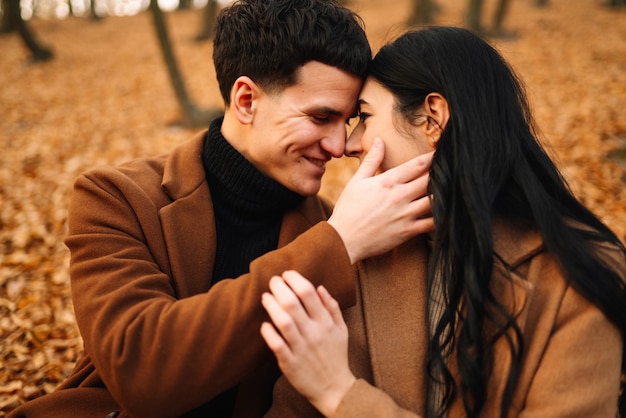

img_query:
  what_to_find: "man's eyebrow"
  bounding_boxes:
[308,106,344,116]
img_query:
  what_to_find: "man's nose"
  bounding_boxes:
[320,125,347,158]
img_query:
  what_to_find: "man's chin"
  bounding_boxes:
[291,182,321,197]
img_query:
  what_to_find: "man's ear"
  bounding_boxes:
[230,76,260,124]
[423,92,450,142]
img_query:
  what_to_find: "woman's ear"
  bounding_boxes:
[230,76,260,124]
[423,93,450,144]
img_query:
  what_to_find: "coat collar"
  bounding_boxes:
[159,131,215,297]
[161,130,208,201]
[492,217,544,268]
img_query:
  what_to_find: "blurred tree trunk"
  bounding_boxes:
[90,0,103,21]
[408,0,434,25]
[535,0,548,6]
[149,0,221,128]
[178,0,194,10]
[491,0,511,36]
[195,0,218,41]
[1,0,15,33]
[607,0,625,6]
[466,0,483,34]
[3,0,53,61]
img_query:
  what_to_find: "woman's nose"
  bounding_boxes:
[345,127,363,158]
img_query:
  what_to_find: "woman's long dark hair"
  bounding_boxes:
[370,26,626,417]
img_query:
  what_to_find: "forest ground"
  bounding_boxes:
[1,0,625,414]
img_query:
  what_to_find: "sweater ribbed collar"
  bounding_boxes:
[202,117,305,217]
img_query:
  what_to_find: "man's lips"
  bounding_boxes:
[304,156,327,169]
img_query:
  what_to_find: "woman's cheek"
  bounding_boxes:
[361,133,375,156]
[379,138,396,172]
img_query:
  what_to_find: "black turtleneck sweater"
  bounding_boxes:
[203,117,305,285]
[199,117,304,416]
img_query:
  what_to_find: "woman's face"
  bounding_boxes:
[346,77,435,172]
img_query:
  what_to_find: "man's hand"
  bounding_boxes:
[260,271,356,417]
[329,138,434,264]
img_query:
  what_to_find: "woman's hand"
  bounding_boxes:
[260,270,356,417]
[329,138,435,264]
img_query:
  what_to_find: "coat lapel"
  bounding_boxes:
[277,197,330,248]
[492,217,544,268]
[159,131,217,298]
[447,220,540,416]
[357,234,430,414]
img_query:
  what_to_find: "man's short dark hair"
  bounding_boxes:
[213,0,371,105]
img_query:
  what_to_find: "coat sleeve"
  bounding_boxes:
[65,167,356,418]
[332,380,422,418]
[265,377,422,418]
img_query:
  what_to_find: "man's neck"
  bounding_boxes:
[219,110,250,160]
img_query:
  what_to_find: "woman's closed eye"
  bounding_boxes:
[357,112,371,123]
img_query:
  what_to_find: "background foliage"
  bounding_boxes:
[1,0,625,414]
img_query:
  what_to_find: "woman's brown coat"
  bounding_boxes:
[8,132,356,418]
[267,220,623,417]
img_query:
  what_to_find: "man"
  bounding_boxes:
[9,1,433,417]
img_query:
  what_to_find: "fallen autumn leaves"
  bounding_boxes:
[1,0,625,414]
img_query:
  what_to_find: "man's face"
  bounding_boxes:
[244,61,362,196]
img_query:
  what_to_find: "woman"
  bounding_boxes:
[260,26,626,417]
